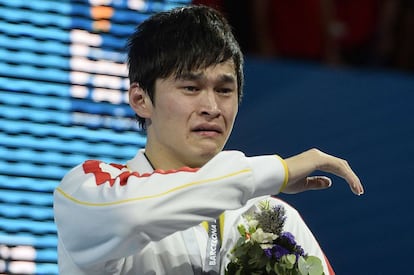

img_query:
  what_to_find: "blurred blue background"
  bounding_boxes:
[227,58,414,274]
[0,0,413,274]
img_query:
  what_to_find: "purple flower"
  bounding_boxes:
[280,232,296,246]
[272,244,290,260]
[295,245,305,257]
[264,248,273,258]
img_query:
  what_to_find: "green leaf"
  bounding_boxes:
[225,262,242,275]
[298,256,308,275]
[248,243,264,258]
[238,224,247,237]
[298,256,324,275]
[258,199,271,211]
[279,255,295,269]
[306,256,324,275]
[274,262,287,275]
[266,262,273,274]
[286,254,297,265]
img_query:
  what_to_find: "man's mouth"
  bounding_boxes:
[192,124,223,134]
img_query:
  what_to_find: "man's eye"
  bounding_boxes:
[183,86,199,92]
[217,88,234,94]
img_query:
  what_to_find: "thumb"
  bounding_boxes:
[282,176,332,194]
[305,176,332,190]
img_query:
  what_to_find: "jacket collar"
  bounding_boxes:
[126,149,154,174]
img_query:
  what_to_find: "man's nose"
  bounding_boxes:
[200,90,221,118]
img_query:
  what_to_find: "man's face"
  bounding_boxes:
[145,60,239,169]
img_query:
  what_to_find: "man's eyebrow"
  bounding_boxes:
[218,74,237,84]
[176,72,236,84]
[176,72,204,81]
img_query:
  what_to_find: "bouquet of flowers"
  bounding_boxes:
[225,200,324,275]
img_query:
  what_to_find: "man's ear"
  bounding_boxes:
[129,83,153,118]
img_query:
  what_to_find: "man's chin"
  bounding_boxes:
[188,147,222,167]
[200,148,223,161]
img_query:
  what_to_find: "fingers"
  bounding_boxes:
[316,150,364,195]
[282,176,332,194]
[306,176,332,190]
[342,160,364,195]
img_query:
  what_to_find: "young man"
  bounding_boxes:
[54,5,364,274]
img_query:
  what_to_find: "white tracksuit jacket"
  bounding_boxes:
[54,150,334,274]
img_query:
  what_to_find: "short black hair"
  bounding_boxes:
[127,5,244,129]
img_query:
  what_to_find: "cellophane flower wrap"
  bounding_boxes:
[225,200,324,275]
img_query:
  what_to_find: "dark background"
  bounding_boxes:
[227,58,414,274]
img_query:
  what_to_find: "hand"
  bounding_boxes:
[282,148,364,195]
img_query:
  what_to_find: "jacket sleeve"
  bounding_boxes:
[53,150,288,268]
